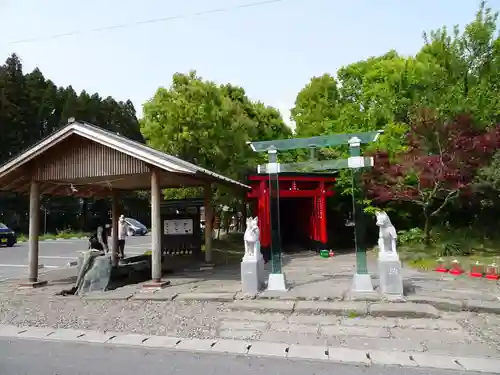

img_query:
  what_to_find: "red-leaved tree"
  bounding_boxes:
[364,110,500,243]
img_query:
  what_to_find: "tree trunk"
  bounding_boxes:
[423,210,431,246]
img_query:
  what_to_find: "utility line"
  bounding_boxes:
[5,0,289,46]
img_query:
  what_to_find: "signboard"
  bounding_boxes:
[163,219,194,235]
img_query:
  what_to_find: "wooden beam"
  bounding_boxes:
[3,175,29,190]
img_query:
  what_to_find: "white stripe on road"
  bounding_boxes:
[0,264,59,269]
[39,256,76,260]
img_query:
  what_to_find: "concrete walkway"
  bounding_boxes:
[84,251,500,315]
[1,251,499,371]
[0,323,499,373]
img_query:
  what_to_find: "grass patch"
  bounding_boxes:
[347,311,360,319]
[392,227,500,271]
[17,230,90,242]
[398,245,499,271]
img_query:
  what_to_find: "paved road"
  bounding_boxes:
[0,236,152,282]
[0,337,485,375]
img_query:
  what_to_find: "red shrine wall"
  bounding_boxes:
[246,175,335,250]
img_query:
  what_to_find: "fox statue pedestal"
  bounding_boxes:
[376,211,404,298]
[241,217,264,294]
[241,258,260,294]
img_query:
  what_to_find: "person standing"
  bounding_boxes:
[118,215,129,259]
[97,222,109,253]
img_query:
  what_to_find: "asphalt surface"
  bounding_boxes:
[0,235,152,282]
[0,337,486,375]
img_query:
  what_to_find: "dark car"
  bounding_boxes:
[125,218,148,236]
[0,223,16,247]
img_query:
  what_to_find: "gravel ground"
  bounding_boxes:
[0,251,499,351]
[459,312,500,351]
[1,286,500,355]
[0,297,224,338]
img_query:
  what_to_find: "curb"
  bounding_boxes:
[0,324,498,373]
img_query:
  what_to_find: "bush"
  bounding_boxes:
[398,227,426,246]
[397,224,500,263]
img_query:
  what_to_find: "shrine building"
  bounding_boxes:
[247,173,335,256]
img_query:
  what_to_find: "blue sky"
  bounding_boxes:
[1,0,497,128]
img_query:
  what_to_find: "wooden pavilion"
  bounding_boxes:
[0,120,249,287]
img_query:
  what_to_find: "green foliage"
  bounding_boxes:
[0,53,146,233]
[398,228,426,246]
[288,2,500,245]
[475,150,500,199]
[141,70,292,207]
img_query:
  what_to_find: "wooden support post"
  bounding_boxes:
[144,168,169,288]
[204,183,213,264]
[111,190,119,267]
[21,180,46,288]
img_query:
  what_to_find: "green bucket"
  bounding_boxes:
[319,250,329,258]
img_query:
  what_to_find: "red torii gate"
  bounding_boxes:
[247,174,335,253]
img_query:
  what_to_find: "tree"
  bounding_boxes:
[0,53,146,233]
[141,71,292,206]
[291,74,340,137]
[364,110,500,243]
